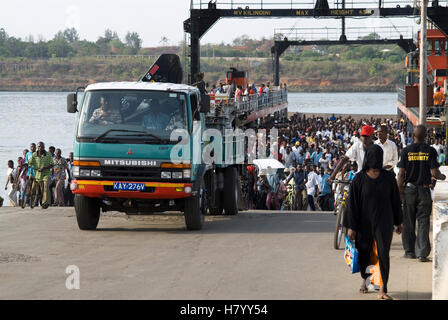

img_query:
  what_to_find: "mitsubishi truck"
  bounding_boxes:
[67,54,288,231]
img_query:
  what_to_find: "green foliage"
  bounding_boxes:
[125,31,142,53]
[47,39,73,58]
[359,46,377,59]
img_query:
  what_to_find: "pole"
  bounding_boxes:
[419,0,428,126]
[274,47,280,86]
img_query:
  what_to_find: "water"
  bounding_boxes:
[0,92,76,206]
[288,92,397,115]
[0,91,398,205]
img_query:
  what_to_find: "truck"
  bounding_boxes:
[67,54,288,231]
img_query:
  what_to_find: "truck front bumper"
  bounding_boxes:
[71,180,193,199]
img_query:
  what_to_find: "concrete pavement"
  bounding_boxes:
[0,208,432,299]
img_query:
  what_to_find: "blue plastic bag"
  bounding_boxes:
[344,235,360,274]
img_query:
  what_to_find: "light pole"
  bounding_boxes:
[419,0,428,126]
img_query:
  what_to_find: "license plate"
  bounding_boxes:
[113,182,145,191]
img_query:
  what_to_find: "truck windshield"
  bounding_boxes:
[77,90,188,142]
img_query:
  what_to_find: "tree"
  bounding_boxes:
[233,34,250,46]
[54,28,79,43]
[63,28,79,43]
[72,40,99,56]
[24,41,49,58]
[104,29,119,42]
[159,36,169,46]
[125,31,142,53]
[360,46,378,59]
[110,38,125,54]
[47,38,73,57]
[0,28,7,41]
[54,31,65,40]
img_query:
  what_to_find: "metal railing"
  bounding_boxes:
[191,0,448,10]
[274,25,415,42]
[398,86,406,105]
[212,89,288,113]
[427,105,447,119]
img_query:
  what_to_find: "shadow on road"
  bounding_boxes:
[96,212,337,234]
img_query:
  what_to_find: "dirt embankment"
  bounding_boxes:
[0,78,98,92]
[283,77,397,93]
[0,77,399,92]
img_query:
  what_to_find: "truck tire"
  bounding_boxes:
[75,194,100,230]
[223,167,239,215]
[184,179,206,230]
[209,189,223,215]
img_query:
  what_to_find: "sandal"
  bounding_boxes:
[359,286,368,294]
[377,294,393,300]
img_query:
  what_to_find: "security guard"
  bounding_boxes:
[397,125,446,262]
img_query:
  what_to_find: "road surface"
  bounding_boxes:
[0,207,432,299]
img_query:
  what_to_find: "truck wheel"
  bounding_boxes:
[75,194,100,230]
[184,179,206,230]
[223,167,239,215]
[209,189,223,215]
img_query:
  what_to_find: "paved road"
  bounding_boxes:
[0,208,432,299]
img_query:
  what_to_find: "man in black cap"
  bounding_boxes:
[397,125,446,262]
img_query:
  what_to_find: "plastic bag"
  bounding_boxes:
[344,235,360,274]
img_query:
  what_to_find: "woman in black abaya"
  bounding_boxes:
[343,144,403,300]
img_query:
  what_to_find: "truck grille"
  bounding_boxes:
[101,166,161,181]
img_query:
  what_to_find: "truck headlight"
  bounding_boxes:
[172,172,183,179]
[161,171,171,179]
[80,168,91,176]
[90,169,101,177]
[183,169,191,179]
[73,166,80,177]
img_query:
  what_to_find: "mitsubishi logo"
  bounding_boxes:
[127,147,134,155]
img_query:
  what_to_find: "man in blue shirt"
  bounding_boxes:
[265,166,280,210]
[142,100,171,131]
[296,149,306,166]
[318,167,334,211]
[286,164,308,210]
[25,143,36,178]
[311,147,322,166]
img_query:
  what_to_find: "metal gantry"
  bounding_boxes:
[184,0,448,84]
[271,26,416,85]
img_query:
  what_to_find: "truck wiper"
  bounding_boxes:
[94,129,148,142]
[115,132,172,143]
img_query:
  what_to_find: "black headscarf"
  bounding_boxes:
[362,144,383,171]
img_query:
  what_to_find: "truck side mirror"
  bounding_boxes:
[199,94,210,113]
[67,93,78,113]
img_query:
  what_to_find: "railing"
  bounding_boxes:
[397,86,406,105]
[274,25,415,42]
[427,105,447,119]
[190,0,448,10]
[212,89,288,113]
[92,55,158,59]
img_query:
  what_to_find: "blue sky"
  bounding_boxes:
[0,0,418,47]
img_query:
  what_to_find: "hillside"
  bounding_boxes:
[0,28,407,92]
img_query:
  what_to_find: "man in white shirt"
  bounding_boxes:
[432,138,444,156]
[375,125,398,172]
[305,165,319,211]
[279,142,287,163]
[4,160,18,206]
[292,141,301,159]
[329,125,375,180]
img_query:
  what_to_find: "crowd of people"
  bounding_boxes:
[241,113,446,299]
[242,113,447,213]
[4,142,74,209]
